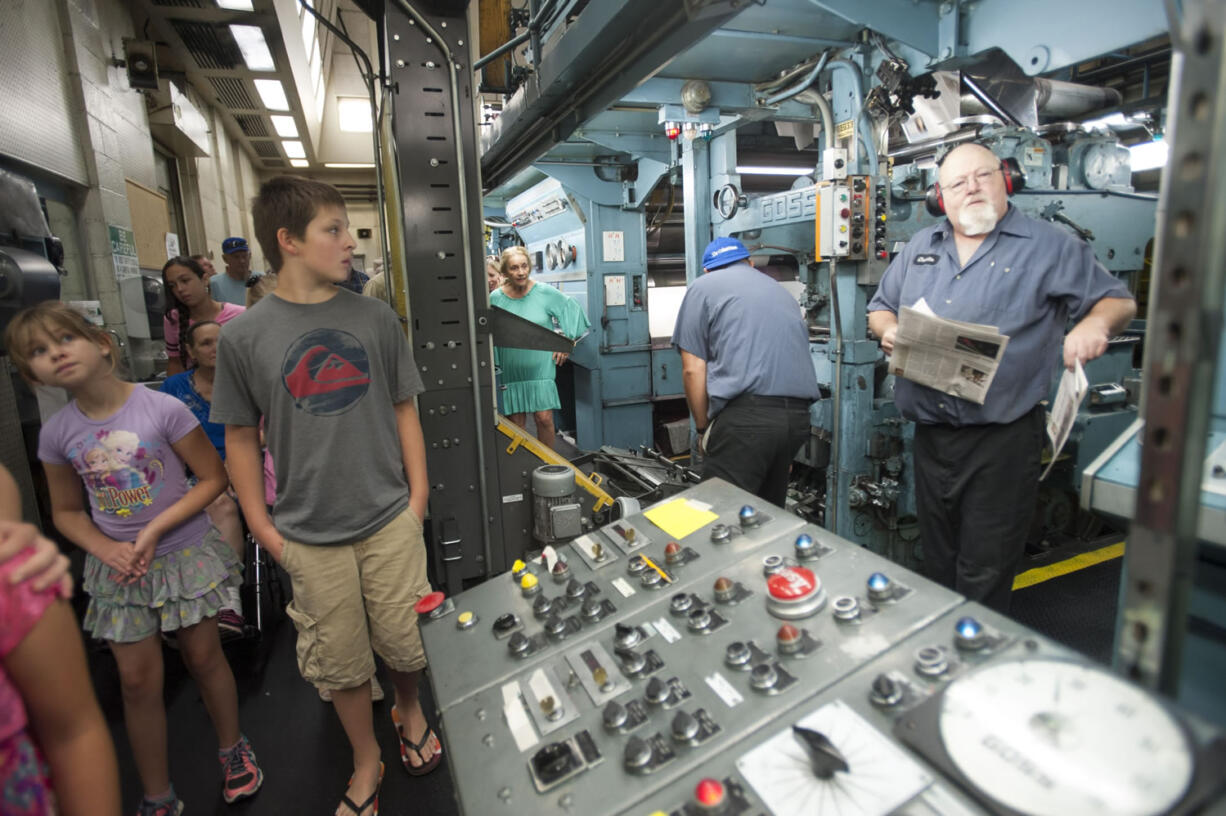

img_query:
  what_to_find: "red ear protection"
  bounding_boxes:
[925,156,1025,217]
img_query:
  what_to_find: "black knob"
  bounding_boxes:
[670,593,693,615]
[645,676,669,704]
[624,736,652,769]
[750,663,777,690]
[532,595,553,618]
[603,700,627,729]
[870,673,902,707]
[672,710,699,742]
[581,597,603,620]
[614,623,640,648]
[493,613,518,634]
[614,646,646,675]
[793,726,849,780]
[508,632,529,655]
[544,613,566,637]
[565,578,586,599]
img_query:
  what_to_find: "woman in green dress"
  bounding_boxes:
[491,246,591,449]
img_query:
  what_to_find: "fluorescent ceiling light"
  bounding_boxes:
[324,163,375,169]
[270,115,298,138]
[282,140,306,159]
[338,98,373,132]
[216,0,254,10]
[230,25,274,71]
[289,159,310,168]
[1129,139,1168,172]
[736,165,813,176]
[254,79,289,111]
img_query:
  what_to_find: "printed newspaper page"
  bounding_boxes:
[1041,360,1088,480]
[890,302,1009,405]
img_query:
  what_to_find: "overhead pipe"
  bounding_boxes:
[299,0,391,299]
[959,77,1123,119]
[390,0,493,575]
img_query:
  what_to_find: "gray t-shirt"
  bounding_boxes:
[210,289,424,545]
[672,263,820,419]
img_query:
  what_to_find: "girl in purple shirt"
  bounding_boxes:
[5,302,264,816]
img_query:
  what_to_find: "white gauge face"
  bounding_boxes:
[939,659,1193,816]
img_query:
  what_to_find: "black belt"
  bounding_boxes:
[727,394,813,409]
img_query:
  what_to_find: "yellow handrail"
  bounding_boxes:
[494,415,615,511]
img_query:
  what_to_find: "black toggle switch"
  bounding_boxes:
[532,742,577,785]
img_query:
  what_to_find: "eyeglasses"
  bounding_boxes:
[943,166,1002,197]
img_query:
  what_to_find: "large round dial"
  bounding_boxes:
[939,659,1193,815]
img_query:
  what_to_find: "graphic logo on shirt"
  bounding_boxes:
[69,430,165,517]
[281,328,371,415]
[914,254,939,265]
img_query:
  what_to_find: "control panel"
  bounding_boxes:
[420,480,1226,815]
[816,177,871,261]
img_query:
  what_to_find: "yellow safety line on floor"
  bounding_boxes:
[1013,542,1126,590]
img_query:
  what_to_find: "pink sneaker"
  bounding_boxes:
[219,735,264,803]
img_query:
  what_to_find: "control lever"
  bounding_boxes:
[792,726,849,779]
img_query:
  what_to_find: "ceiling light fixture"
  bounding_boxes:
[216,0,254,10]
[282,140,306,159]
[324,163,375,169]
[230,25,275,71]
[289,159,310,168]
[254,79,290,111]
[270,115,298,138]
[735,165,814,176]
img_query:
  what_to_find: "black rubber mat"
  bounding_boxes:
[91,613,460,815]
[1009,556,1122,665]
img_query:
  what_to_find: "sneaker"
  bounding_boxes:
[219,735,264,804]
[136,791,184,816]
[318,675,385,703]
[218,609,245,641]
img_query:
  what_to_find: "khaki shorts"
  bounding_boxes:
[280,507,431,690]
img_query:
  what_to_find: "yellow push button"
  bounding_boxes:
[520,573,539,590]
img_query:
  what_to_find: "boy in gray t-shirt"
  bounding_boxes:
[211,176,441,812]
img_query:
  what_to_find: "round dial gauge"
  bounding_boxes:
[939,659,1193,815]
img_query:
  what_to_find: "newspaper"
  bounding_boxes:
[1041,360,1088,481]
[890,299,1010,405]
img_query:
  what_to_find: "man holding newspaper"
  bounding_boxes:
[867,143,1135,612]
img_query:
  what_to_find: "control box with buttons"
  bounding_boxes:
[419,480,1226,815]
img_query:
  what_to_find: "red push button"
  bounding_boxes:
[694,777,725,809]
[414,591,445,615]
[768,567,818,601]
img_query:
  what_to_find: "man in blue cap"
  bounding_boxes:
[211,236,259,306]
[672,237,820,505]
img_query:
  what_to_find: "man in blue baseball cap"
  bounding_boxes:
[672,238,819,505]
[211,236,260,306]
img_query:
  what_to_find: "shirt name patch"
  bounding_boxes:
[913,254,939,265]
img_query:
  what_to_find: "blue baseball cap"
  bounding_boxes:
[702,237,750,269]
[222,236,249,254]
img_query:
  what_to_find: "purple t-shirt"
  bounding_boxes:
[38,386,211,557]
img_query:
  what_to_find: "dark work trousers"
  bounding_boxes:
[701,395,812,507]
[913,404,1044,613]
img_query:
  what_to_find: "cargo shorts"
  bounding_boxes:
[279,507,431,690]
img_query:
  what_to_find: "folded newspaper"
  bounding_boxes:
[1041,359,1088,481]
[891,299,1009,405]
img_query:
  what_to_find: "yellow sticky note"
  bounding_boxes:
[644,498,720,540]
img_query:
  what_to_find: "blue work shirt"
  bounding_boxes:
[673,262,820,419]
[868,205,1132,426]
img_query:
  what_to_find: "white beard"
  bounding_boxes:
[957,202,1001,236]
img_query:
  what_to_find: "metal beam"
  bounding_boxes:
[620,79,818,119]
[807,0,938,55]
[481,0,743,190]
